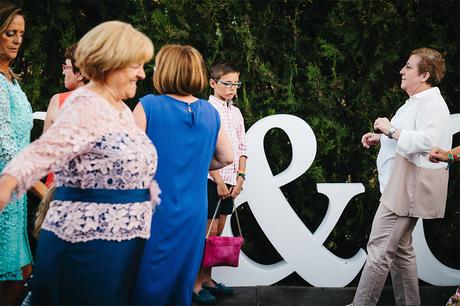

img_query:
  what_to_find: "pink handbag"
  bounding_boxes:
[202,199,244,268]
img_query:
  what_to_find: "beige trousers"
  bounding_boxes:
[353,204,420,306]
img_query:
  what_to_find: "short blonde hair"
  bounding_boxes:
[75,21,153,82]
[153,44,208,95]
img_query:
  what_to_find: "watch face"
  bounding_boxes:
[388,127,396,138]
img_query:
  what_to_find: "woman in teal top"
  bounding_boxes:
[0,3,34,304]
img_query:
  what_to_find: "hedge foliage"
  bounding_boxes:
[14,0,459,285]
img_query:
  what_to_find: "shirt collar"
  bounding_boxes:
[209,95,233,107]
[410,86,439,100]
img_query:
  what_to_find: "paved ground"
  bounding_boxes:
[193,286,456,306]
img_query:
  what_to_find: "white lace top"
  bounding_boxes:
[2,87,160,243]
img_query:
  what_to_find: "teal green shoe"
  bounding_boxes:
[203,282,234,296]
[192,289,216,305]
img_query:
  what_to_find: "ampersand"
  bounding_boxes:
[214,114,367,287]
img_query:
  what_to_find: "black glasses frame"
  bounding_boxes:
[216,79,242,89]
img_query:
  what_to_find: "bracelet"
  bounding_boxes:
[453,152,460,161]
[446,152,454,170]
[237,172,245,180]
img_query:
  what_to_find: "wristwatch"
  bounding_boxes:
[387,127,397,139]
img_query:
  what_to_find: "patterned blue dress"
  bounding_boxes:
[0,74,33,281]
[133,95,220,305]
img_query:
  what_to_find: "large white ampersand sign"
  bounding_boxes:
[214,114,367,287]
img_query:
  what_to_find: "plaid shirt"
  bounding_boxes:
[208,95,247,185]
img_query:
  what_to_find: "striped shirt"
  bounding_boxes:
[208,95,247,185]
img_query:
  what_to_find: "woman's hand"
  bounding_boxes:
[0,174,18,213]
[429,147,448,163]
[361,133,381,148]
[373,117,391,135]
[0,192,10,213]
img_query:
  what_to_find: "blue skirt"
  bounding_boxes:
[32,187,150,305]
[32,230,144,306]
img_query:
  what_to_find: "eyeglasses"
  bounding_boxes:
[62,64,72,72]
[216,80,242,89]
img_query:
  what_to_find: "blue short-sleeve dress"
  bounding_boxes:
[0,75,33,281]
[133,94,220,305]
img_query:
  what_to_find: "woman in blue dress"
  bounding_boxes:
[0,3,46,304]
[132,44,233,305]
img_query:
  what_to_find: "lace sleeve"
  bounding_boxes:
[2,94,101,196]
[0,83,20,162]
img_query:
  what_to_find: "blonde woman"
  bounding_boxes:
[0,21,159,305]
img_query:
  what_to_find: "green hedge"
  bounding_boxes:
[15,0,459,286]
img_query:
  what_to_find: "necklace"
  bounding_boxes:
[0,68,13,82]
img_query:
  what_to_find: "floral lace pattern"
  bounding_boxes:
[0,75,33,280]
[42,200,153,243]
[0,76,32,163]
[3,87,159,243]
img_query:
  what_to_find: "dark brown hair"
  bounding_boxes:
[64,43,79,73]
[210,62,239,81]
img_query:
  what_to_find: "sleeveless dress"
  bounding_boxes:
[0,74,33,281]
[2,87,160,305]
[133,95,220,305]
[45,90,73,187]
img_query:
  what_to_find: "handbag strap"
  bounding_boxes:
[206,199,243,240]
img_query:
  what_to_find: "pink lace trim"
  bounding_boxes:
[42,200,154,243]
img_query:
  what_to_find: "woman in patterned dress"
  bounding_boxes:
[0,3,46,305]
[0,20,160,305]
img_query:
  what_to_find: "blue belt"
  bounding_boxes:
[54,187,150,204]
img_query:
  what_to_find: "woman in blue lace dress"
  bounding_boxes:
[0,3,47,305]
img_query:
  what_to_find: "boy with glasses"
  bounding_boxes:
[192,63,247,305]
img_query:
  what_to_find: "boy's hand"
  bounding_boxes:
[230,176,244,199]
[216,182,230,199]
